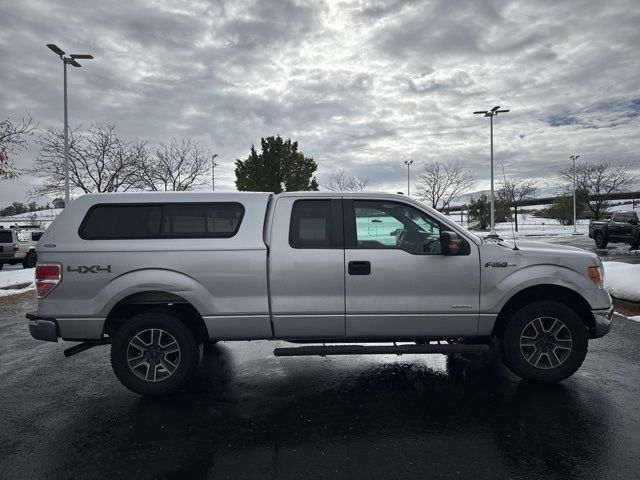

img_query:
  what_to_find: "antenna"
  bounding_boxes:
[501,164,519,251]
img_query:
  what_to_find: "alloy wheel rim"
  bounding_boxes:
[519,316,573,370]
[126,328,181,382]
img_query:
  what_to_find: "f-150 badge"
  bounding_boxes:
[484,262,516,268]
[67,265,112,274]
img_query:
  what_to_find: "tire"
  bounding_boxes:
[22,251,37,269]
[631,233,639,249]
[0,263,4,270]
[501,300,588,382]
[594,232,607,249]
[110,311,200,396]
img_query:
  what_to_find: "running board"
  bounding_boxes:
[63,339,110,357]
[274,343,490,357]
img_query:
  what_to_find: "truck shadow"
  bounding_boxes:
[44,343,614,479]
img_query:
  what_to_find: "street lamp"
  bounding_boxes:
[404,160,413,196]
[47,44,93,206]
[570,155,580,234]
[211,154,219,191]
[473,105,510,235]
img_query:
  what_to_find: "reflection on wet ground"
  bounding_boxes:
[541,235,640,264]
[1,293,639,480]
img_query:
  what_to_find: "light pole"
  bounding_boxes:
[404,160,413,196]
[47,44,93,207]
[211,154,219,191]
[474,106,510,235]
[570,155,580,234]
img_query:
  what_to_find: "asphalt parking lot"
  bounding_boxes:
[1,291,639,480]
[541,234,640,264]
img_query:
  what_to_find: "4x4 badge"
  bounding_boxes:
[67,265,111,274]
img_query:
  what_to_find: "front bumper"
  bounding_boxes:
[26,313,59,342]
[591,306,614,338]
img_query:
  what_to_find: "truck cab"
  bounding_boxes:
[28,192,613,395]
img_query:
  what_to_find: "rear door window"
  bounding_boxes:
[289,199,342,248]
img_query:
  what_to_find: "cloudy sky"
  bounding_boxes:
[1,0,639,204]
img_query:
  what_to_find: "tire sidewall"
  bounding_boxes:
[23,252,37,268]
[502,301,588,382]
[111,311,199,396]
[594,232,606,248]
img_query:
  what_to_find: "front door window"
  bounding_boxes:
[353,200,442,254]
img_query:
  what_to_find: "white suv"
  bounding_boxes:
[0,226,43,269]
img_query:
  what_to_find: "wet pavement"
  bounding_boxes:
[526,234,640,264]
[1,292,640,480]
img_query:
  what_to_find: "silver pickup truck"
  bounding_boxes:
[28,192,613,395]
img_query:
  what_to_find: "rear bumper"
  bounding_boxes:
[26,313,59,342]
[591,306,614,338]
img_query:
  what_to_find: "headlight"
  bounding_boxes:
[588,266,605,289]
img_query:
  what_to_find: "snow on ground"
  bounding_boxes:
[602,262,640,302]
[0,208,61,229]
[444,214,591,238]
[0,267,35,298]
[627,316,640,323]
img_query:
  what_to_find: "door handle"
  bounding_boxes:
[348,261,371,275]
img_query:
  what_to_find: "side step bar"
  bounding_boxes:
[274,343,490,357]
[64,339,110,357]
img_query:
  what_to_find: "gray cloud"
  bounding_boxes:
[1,0,639,204]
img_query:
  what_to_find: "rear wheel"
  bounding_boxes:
[594,232,607,249]
[111,311,200,396]
[22,251,37,268]
[0,263,4,270]
[501,300,588,382]
[631,233,639,249]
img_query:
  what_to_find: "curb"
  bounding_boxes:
[612,297,640,317]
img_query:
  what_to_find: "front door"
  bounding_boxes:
[344,199,480,339]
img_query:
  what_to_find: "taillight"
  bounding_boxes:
[12,243,19,252]
[35,264,62,298]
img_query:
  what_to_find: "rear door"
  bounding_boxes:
[343,199,480,339]
[268,196,345,339]
[617,213,635,241]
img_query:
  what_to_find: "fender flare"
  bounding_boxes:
[96,268,211,319]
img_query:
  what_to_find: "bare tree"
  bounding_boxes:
[498,177,537,232]
[559,160,637,220]
[0,115,34,180]
[137,138,211,191]
[32,124,148,197]
[323,169,368,191]
[416,160,475,210]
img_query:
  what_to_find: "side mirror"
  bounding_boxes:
[441,231,463,255]
[628,219,638,226]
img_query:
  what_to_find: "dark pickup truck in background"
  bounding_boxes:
[589,211,639,249]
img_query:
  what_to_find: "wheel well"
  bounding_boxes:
[104,291,209,344]
[493,285,595,339]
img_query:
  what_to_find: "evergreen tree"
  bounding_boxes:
[235,136,318,193]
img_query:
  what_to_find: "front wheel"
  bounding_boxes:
[110,311,200,396]
[501,300,588,382]
[594,232,608,249]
